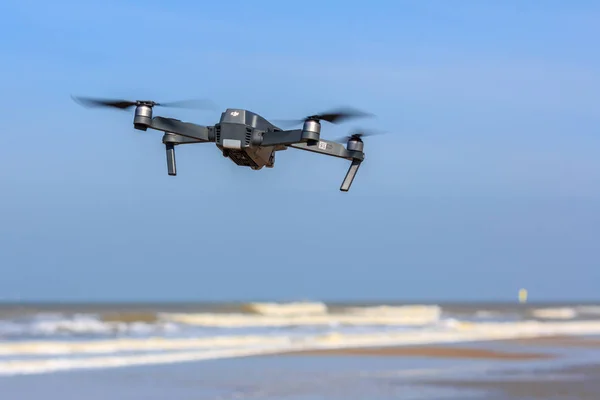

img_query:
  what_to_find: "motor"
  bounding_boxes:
[134,104,153,131]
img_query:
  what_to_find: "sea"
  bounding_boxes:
[1,301,600,399]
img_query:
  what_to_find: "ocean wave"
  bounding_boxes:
[160,304,443,328]
[160,311,440,328]
[240,302,328,316]
[2,303,599,339]
[0,304,443,338]
[1,320,600,376]
[529,308,578,320]
[343,305,441,317]
[527,306,600,320]
[0,313,179,338]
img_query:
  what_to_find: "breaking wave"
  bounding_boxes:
[528,306,600,320]
[162,304,442,328]
[530,307,578,320]
[0,313,179,339]
[0,303,445,338]
[240,301,328,316]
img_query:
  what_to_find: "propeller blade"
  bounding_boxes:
[156,99,218,110]
[308,107,373,124]
[72,96,138,110]
[273,107,373,127]
[72,96,217,111]
[333,128,386,143]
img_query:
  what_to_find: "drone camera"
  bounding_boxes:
[301,119,321,145]
[133,105,153,131]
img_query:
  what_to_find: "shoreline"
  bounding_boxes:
[277,345,554,360]
[274,334,600,360]
[501,335,600,348]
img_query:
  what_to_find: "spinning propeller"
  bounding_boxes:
[274,107,373,127]
[334,128,386,143]
[71,96,217,111]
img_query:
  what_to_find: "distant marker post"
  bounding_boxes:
[518,288,528,304]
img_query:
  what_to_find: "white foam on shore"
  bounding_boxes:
[1,320,600,376]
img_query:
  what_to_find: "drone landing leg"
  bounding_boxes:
[287,139,365,192]
[340,160,361,192]
[165,143,176,176]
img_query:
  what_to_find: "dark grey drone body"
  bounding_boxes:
[215,109,281,170]
[74,96,373,191]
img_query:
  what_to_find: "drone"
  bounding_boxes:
[73,97,380,191]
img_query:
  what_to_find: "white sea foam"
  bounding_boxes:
[530,307,578,320]
[0,336,293,356]
[159,313,435,328]
[242,302,328,316]
[0,314,179,337]
[1,320,600,376]
[0,304,446,338]
[161,305,442,328]
[344,305,441,318]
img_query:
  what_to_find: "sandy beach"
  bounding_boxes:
[269,336,600,399]
[418,362,600,400]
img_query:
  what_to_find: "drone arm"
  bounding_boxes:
[149,117,213,142]
[288,139,363,161]
[159,128,214,177]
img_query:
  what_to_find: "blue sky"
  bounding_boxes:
[1,0,599,302]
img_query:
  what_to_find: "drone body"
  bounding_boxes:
[76,98,374,191]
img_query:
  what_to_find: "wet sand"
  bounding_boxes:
[416,363,600,400]
[503,335,600,348]
[280,345,554,360]
[276,337,600,399]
